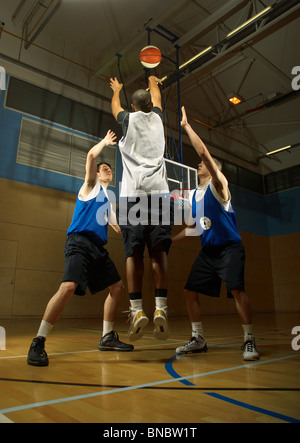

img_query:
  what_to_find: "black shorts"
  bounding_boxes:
[119,196,173,258]
[184,242,245,298]
[63,233,121,296]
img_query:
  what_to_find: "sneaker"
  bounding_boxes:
[153,308,169,340]
[242,334,259,361]
[98,331,134,352]
[128,309,149,342]
[176,336,208,354]
[27,336,49,366]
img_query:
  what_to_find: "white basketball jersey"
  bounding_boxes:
[118,111,169,197]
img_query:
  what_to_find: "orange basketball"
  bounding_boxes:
[140,46,161,68]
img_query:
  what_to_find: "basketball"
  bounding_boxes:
[140,46,161,68]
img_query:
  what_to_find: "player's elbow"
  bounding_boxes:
[87,150,97,161]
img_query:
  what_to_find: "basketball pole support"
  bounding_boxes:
[146,27,183,165]
[116,53,130,111]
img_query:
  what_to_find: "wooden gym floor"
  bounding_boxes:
[0,312,299,424]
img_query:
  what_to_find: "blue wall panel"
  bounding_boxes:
[230,184,300,237]
[266,188,300,236]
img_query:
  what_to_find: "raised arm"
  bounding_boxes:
[110,77,124,120]
[81,130,117,197]
[148,75,163,110]
[181,106,230,201]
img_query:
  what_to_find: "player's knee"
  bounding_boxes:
[61,282,77,298]
[231,289,246,300]
[184,289,197,301]
[112,280,125,296]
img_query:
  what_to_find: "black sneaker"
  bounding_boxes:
[98,331,134,352]
[27,336,49,366]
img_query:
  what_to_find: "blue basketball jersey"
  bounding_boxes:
[67,183,111,247]
[191,183,241,249]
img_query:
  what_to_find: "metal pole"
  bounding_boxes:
[176,45,183,164]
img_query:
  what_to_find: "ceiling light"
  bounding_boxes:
[229,96,242,105]
[227,92,243,105]
[265,145,292,156]
[227,6,272,38]
[179,46,213,70]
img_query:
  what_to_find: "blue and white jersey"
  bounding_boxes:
[67,181,112,247]
[187,180,241,249]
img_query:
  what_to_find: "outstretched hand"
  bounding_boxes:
[104,130,117,146]
[110,77,123,93]
[181,106,188,127]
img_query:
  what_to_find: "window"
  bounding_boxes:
[17,118,116,186]
[264,165,300,194]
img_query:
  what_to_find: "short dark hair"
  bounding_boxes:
[97,162,112,172]
[131,89,152,113]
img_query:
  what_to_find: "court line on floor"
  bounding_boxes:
[1,377,299,391]
[205,392,300,424]
[166,348,300,423]
[165,341,246,386]
[165,341,257,386]
[0,353,298,416]
[0,378,127,389]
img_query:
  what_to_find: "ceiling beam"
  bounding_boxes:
[175,0,250,47]
[24,0,63,50]
[162,0,300,90]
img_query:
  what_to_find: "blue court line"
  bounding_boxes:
[0,354,298,416]
[205,393,300,423]
[165,341,244,386]
[165,354,196,386]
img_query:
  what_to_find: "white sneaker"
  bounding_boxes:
[176,336,207,354]
[153,308,169,340]
[128,309,149,342]
[242,334,259,361]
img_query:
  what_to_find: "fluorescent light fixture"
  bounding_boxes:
[179,46,213,70]
[266,145,291,156]
[227,6,272,38]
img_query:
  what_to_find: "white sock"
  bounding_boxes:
[102,321,114,337]
[155,297,167,310]
[130,299,143,311]
[192,322,204,339]
[37,320,53,339]
[242,324,254,340]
